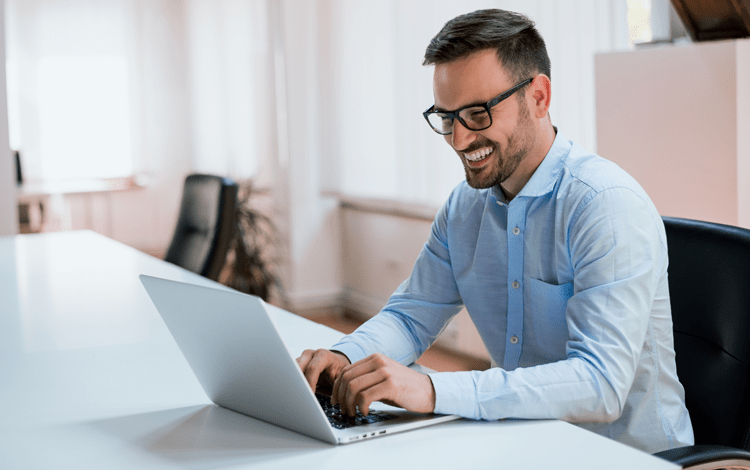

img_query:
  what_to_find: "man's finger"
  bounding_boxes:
[296,349,316,389]
[333,355,383,415]
[331,359,360,409]
[298,349,352,395]
[295,349,313,370]
[301,349,328,392]
[344,368,389,416]
[355,380,394,416]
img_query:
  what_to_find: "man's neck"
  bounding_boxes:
[499,184,516,202]
[499,123,557,201]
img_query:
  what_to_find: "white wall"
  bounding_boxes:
[596,39,750,229]
[269,0,342,312]
[122,0,192,252]
[0,0,18,237]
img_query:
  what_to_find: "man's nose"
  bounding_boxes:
[450,119,476,150]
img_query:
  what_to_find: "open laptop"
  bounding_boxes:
[139,275,460,444]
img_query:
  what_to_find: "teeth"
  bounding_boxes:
[464,147,493,162]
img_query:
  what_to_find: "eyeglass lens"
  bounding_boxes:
[427,106,491,135]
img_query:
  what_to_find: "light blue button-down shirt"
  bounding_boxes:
[332,131,694,453]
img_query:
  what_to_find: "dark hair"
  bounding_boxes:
[423,9,551,84]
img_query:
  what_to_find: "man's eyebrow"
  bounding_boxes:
[433,100,487,113]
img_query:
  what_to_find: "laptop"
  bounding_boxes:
[139,275,461,444]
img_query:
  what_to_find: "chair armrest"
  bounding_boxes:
[654,444,750,469]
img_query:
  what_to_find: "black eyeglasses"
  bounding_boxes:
[423,78,533,135]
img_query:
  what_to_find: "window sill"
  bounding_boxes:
[16,175,149,235]
[324,191,439,222]
[17,175,148,198]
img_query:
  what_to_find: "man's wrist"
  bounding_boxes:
[330,349,351,365]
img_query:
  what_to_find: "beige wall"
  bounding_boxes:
[340,205,490,361]
[595,39,750,229]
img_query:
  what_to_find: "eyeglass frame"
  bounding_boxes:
[422,77,534,135]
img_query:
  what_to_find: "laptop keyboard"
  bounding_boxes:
[316,394,398,429]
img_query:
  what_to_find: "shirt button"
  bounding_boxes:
[512,281,520,289]
[510,336,519,344]
[513,227,520,235]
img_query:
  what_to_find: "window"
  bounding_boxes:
[627,0,653,45]
[36,56,132,181]
[5,0,137,184]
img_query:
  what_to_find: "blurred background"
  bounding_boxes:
[2,0,746,364]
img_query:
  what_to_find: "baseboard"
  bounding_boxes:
[282,289,346,319]
[281,288,385,321]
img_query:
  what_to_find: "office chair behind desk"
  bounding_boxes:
[165,174,238,281]
[654,216,750,469]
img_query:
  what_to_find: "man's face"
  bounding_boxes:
[433,50,536,190]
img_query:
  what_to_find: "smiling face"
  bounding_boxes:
[433,49,544,194]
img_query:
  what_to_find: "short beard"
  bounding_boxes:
[464,103,534,190]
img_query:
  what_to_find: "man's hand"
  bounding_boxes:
[331,353,436,416]
[296,349,351,395]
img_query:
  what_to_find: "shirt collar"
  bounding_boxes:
[492,129,571,202]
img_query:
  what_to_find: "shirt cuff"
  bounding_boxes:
[329,340,369,365]
[428,371,480,419]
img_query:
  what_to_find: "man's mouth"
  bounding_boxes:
[463,146,494,163]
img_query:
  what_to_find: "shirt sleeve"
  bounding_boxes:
[331,194,465,366]
[430,187,667,422]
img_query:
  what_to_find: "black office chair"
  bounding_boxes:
[654,216,750,469]
[164,174,238,281]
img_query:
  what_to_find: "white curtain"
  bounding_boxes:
[183,0,273,181]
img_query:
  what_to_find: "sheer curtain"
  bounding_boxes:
[183,0,273,182]
[319,0,631,207]
[5,0,139,183]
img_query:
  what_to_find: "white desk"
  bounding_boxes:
[0,231,679,469]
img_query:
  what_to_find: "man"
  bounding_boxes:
[297,9,694,453]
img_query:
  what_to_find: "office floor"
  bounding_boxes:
[308,312,490,372]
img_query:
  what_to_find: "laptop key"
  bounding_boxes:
[316,394,398,429]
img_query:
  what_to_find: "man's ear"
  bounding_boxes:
[529,74,551,119]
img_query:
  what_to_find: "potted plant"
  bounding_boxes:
[220,179,284,304]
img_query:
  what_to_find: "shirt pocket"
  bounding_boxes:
[529,278,574,359]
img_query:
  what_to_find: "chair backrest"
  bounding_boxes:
[663,216,750,450]
[165,174,238,281]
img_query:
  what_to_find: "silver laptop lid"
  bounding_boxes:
[139,275,337,444]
